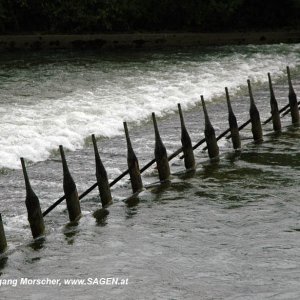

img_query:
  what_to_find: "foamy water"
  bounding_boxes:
[0,43,300,169]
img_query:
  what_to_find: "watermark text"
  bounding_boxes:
[0,277,129,287]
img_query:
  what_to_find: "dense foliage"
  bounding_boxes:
[0,0,300,34]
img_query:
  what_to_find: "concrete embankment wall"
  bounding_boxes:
[0,31,300,52]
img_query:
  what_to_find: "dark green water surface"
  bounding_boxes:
[0,45,299,299]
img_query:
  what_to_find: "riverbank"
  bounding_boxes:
[1,31,300,52]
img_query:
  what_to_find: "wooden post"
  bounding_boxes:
[225,88,241,149]
[267,73,281,132]
[123,122,143,193]
[59,146,81,222]
[91,135,112,207]
[0,213,7,253]
[287,66,300,124]
[20,157,45,239]
[247,80,263,142]
[177,103,195,169]
[152,112,170,181]
[201,96,219,159]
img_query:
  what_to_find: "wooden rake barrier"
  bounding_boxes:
[1,66,300,249]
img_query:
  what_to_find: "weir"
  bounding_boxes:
[4,66,298,245]
[268,73,281,132]
[287,66,300,124]
[123,122,143,193]
[0,214,7,253]
[248,80,263,142]
[201,96,219,159]
[225,87,241,149]
[92,134,113,207]
[178,103,195,170]
[59,145,82,222]
[21,158,45,239]
[152,112,171,181]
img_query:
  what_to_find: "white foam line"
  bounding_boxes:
[0,44,299,169]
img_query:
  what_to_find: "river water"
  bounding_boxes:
[0,44,299,299]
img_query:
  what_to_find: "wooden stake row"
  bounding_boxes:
[0,67,299,250]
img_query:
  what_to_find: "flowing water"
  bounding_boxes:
[0,44,299,299]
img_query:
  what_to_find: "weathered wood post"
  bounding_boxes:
[123,122,143,193]
[0,214,7,253]
[225,88,241,149]
[59,146,81,222]
[178,103,195,170]
[247,80,263,142]
[152,112,170,181]
[268,73,281,131]
[287,66,300,124]
[201,96,219,159]
[91,135,113,207]
[20,157,45,238]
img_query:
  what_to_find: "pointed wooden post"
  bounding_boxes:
[152,112,170,181]
[123,122,143,193]
[225,88,241,149]
[247,80,263,142]
[91,135,113,208]
[59,146,81,222]
[201,96,219,159]
[268,73,281,132]
[287,66,300,124]
[20,158,45,238]
[178,103,195,169]
[0,213,7,253]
